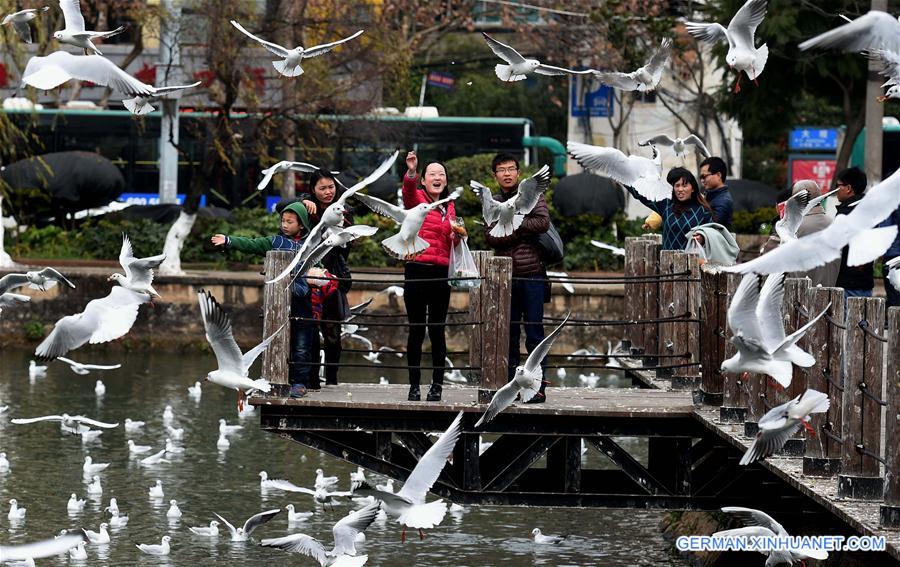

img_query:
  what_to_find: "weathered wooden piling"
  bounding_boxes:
[838,296,886,500]
[657,250,679,377]
[262,250,293,393]
[803,287,846,477]
[881,307,900,526]
[640,239,661,365]
[773,277,811,456]
[678,252,702,388]
[478,255,512,404]
[623,237,645,349]
[717,271,748,421]
[467,251,493,387]
[698,266,726,406]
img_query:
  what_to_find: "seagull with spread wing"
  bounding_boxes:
[261,502,379,566]
[231,20,363,77]
[593,38,671,92]
[471,165,550,238]
[722,273,828,389]
[108,234,165,298]
[354,412,462,542]
[481,32,592,82]
[774,187,838,244]
[54,0,126,55]
[0,292,30,316]
[865,48,900,102]
[713,507,829,564]
[724,166,900,276]
[257,161,340,191]
[638,134,711,159]
[281,225,378,288]
[56,356,121,375]
[0,267,74,294]
[740,389,830,465]
[197,290,284,410]
[23,51,201,115]
[214,509,281,542]
[567,141,669,201]
[800,10,900,54]
[267,152,397,284]
[476,314,569,427]
[2,6,49,44]
[0,530,88,562]
[35,286,150,360]
[685,0,769,93]
[11,413,118,431]
[354,188,463,260]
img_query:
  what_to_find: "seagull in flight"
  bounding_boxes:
[354,412,463,542]
[261,502,380,566]
[197,290,284,410]
[593,38,672,92]
[256,161,340,192]
[0,267,74,294]
[590,240,625,256]
[56,356,121,375]
[11,414,118,432]
[481,32,592,82]
[0,292,29,316]
[23,51,201,115]
[354,188,463,260]
[774,188,839,243]
[865,48,900,102]
[231,20,363,77]
[471,165,551,237]
[740,389,830,465]
[0,531,88,562]
[567,141,669,201]
[34,285,150,360]
[638,134,711,159]
[713,507,829,564]
[476,314,569,427]
[214,509,281,541]
[800,10,900,54]
[2,6,50,44]
[685,0,769,92]
[54,0,127,55]
[722,273,828,388]
[108,234,165,298]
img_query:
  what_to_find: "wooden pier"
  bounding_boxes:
[253,246,900,563]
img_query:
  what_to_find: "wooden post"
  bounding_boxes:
[773,277,811,456]
[657,250,678,377]
[719,272,748,421]
[881,307,900,526]
[803,287,845,477]
[838,296,886,500]
[262,250,293,394]
[478,255,512,404]
[623,237,644,349]
[670,252,702,390]
[641,240,661,364]
[468,251,493,387]
[683,252,702,382]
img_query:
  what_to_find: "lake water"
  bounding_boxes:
[0,348,686,566]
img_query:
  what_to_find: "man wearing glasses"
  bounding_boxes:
[483,153,552,404]
[834,167,874,299]
[698,156,734,230]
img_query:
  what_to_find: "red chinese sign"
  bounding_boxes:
[790,158,836,190]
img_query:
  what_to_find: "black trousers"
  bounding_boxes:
[403,262,451,387]
[320,290,346,385]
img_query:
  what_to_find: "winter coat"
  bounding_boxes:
[402,172,456,267]
[704,186,734,230]
[483,188,550,276]
[298,191,354,294]
[626,187,713,251]
[879,205,900,260]
[836,197,874,291]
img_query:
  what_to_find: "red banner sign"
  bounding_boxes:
[790,158,836,190]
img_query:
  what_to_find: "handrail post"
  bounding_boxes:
[718,271,747,420]
[776,277,811,455]
[468,251,493,386]
[838,296,886,500]
[881,307,900,526]
[640,240,661,366]
[262,250,293,396]
[478,255,512,404]
[803,287,845,477]
[657,250,678,377]
[624,237,647,352]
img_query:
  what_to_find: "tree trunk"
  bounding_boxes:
[159,210,196,275]
[835,108,865,180]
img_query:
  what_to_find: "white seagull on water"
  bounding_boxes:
[189,520,220,537]
[136,535,171,556]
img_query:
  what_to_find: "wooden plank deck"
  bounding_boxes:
[252,383,694,419]
[693,406,900,563]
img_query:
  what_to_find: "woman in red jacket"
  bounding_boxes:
[402,150,466,402]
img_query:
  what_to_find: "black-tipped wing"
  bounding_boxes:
[243,508,281,535]
[514,164,551,215]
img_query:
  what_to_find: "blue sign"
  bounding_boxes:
[789,128,839,151]
[570,75,614,118]
[119,193,206,206]
[266,196,281,212]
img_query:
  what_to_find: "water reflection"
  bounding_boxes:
[0,348,684,565]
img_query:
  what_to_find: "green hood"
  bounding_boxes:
[282,201,311,232]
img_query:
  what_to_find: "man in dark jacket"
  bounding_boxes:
[484,153,551,403]
[879,204,900,307]
[834,167,874,299]
[210,201,317,398]
[699,156,733,230]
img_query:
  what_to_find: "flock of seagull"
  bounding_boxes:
[4,0,900,563]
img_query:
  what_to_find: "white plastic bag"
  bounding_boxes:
[684,234,708,263]
[448,238,480,289]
